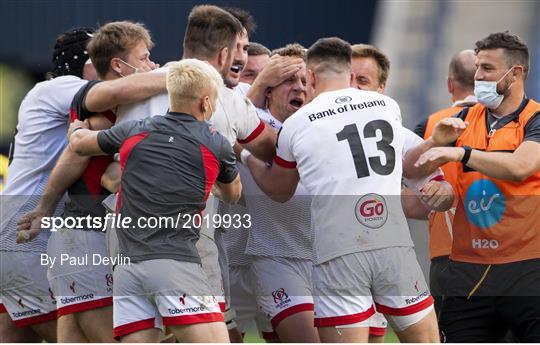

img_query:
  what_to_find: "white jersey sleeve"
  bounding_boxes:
[115,67,170,124]
[116,92,168,124]
[275,121,296,167]
[400,127,445,192]
[214,86,264,145]
[402,127,423,155]
[43,76,88,118]
[1,76,87,253]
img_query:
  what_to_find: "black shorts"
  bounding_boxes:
[438,258,540,342]
[429,255,449,316]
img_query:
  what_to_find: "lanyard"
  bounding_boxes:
[486,98,529,138]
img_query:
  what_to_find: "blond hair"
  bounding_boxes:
[271,43,306,60]
[166,59,224,110]
[87,21,153,79]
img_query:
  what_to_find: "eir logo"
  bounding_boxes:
[355,194,388,228]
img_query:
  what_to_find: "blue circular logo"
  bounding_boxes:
[465,179,505,228]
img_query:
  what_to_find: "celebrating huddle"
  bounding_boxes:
[1,3,540,344]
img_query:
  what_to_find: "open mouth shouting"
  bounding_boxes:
[288,96,305,111]
[230,63,244,77]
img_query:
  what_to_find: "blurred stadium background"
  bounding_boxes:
[0,0,538,341]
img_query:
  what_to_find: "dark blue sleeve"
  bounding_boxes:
[217,136,238,184]
[97,120,142,154]
[71,80,102,120]
[524,112,540,143]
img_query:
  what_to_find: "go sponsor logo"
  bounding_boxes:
[355,194,388,229]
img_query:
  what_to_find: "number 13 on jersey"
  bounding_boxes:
[336,119,396,178]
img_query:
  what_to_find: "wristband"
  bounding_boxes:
[240,149,252,165]
[461,145,472,165]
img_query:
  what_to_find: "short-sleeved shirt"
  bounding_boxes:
[275,87,413,264]
[1,76,87,253]
[97,112,238,263]
[63,81,116,220]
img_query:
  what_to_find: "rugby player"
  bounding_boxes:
[68,58,241,343]
[0,27,96,342]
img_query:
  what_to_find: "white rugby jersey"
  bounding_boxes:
[1,76,87,252]
[275,88,413,264]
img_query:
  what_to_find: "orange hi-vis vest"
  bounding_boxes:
[424,106,462,259]
[452,99,540,264]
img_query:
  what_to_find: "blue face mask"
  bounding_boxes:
[474,67,515,109]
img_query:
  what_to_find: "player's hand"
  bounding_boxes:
[415,147,465,168]
[431,118,468,146]
[420,180,453,210]
[67,119,90,139]
[255,55,304,88]
[16,209,46,243]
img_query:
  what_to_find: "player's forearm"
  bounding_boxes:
[70,129,105,156]
[101,162,121,193]
[465,150,532,182]
[216,176,242,204]
[85,71,166,112]
[243,125,277,162]
[37,146,90,216]
[246,78,269,109]
[401,188,430,220]
[403,137,439,178]
[246,156,293,203]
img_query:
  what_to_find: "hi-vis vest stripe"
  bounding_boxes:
[452,100,540,264]
[424,106,462,259]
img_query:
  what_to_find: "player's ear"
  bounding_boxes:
[349,72,355,87]
[218,47,229,69]
[447,76,454,95]
[308,69,316,90]
[512,65,524,81]
[200,95,209,113]
[378,83,386,94]
[110,58,123,75]
[265,87,272,100]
